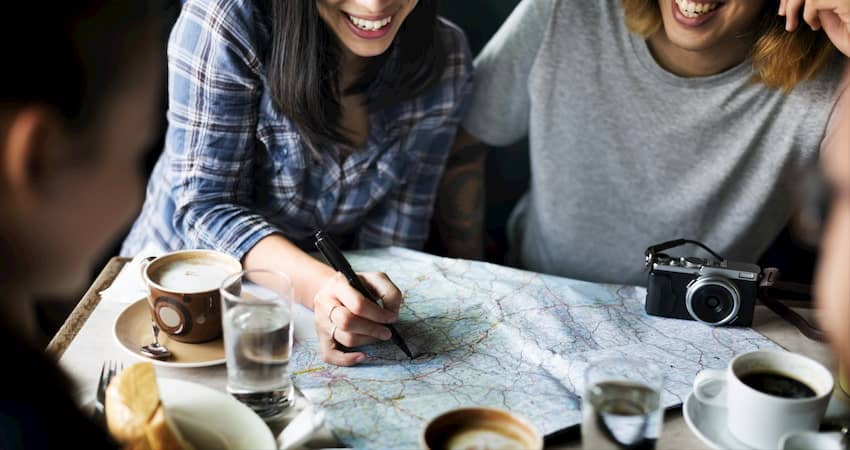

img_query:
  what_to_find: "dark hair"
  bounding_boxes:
[0,1,174,128]
[257,0,447,151]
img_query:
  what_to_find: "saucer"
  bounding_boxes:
[683,392,754,450]
[113,298,225,368]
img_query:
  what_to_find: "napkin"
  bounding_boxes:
[99,243,164,304]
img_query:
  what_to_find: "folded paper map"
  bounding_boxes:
[290,248,778,448]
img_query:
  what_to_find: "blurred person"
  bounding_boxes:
[121,0,473,366]
[0,2,167,448]
[439,0,849,288]
[780,0,850,373]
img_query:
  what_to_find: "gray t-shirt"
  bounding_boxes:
[463,0,845,286]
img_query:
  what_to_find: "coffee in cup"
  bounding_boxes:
[421,407,542,450]
[141,250,241,343]
[693,349,834,449]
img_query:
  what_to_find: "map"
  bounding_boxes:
[290,248,779,449]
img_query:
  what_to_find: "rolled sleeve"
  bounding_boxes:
[166,0,280,259]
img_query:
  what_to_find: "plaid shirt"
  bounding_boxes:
[122,0,473,258]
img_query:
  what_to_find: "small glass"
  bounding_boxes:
[582,357,665,450]
[221,270,295,420]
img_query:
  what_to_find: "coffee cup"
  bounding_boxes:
[140,250,242,343]
[421,407,542,450]
[693,349,834,449]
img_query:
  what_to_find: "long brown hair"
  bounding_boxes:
[621,0,835,92]
[255,0,447,153]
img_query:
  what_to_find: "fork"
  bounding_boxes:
[93,361,122,428]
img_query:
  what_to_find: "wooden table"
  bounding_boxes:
[51,257,850,449]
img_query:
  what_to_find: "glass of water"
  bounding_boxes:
[582,357,665,450]
[221,270,294,420]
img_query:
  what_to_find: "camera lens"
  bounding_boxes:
[685,277,741,326]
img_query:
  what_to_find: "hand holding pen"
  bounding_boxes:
[311,233,408,366]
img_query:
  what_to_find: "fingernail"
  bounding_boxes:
[356,354,366,363]
[381,329,392,340]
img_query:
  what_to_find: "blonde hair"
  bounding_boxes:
[621,0,835,92]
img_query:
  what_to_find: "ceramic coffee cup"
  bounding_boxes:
[421,407,543,450]
[693,349,834,449]
[140,250,242,343]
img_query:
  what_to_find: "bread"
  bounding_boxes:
[105,362,194,450]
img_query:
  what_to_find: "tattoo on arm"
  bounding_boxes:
[436,141,487,259]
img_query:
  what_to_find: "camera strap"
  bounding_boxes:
[758,268,824,342]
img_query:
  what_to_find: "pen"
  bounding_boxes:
[314,231,413,359]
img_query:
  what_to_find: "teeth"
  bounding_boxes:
[348,15,392,31]
[674,0,720,18]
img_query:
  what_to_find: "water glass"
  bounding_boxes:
[582,357,665,450]
[221,269,295,420]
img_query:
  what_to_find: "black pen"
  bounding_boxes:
[314,231,413,359]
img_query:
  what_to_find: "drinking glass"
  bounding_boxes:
[221,270,295,420]
[582,357,665,450]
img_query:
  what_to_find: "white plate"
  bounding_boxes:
[683,392,754,450]
[113,298,226,368]
[83,378,276,450]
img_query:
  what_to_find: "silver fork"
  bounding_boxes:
[93,361,122,428]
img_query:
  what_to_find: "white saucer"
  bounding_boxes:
[683,392,755,450]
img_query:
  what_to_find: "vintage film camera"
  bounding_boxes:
[644,239,760,326]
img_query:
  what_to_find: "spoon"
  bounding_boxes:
[140,321,172,360]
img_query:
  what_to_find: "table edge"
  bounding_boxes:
[46,256,131,359]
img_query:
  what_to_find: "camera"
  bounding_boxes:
[644,239,759,326]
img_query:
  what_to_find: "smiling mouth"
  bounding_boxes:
[674,0,723,18]
[346,14,393,31]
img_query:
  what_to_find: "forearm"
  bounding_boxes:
[436,130,487,260]
[242,234,335,309]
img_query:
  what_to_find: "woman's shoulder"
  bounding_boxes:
[792,53,848,104]
[433,18,474,92]
[177,0,266,47]
[172,0,267,72]
[435,18,473,66]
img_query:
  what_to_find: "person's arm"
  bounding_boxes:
[436,129,487,259]
[166,3,397,366]
[815,63,850,371]
[436,0,554,258]
[785,0,850,371]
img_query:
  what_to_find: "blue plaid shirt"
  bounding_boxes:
[122,0,473,258]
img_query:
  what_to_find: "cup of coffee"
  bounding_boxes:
[140,250,242,343]
[421,407,542,450]
[693,349,834,449]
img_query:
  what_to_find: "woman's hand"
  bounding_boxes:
[312,272,403,366]
[781,0,850,56]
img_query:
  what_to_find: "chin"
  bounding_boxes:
[347,42,394,58]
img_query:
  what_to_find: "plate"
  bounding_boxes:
[114,298,225,368]
[81,378,276,450]
[683,392,754,450]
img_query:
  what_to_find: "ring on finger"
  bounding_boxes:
[328,305,340,324]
